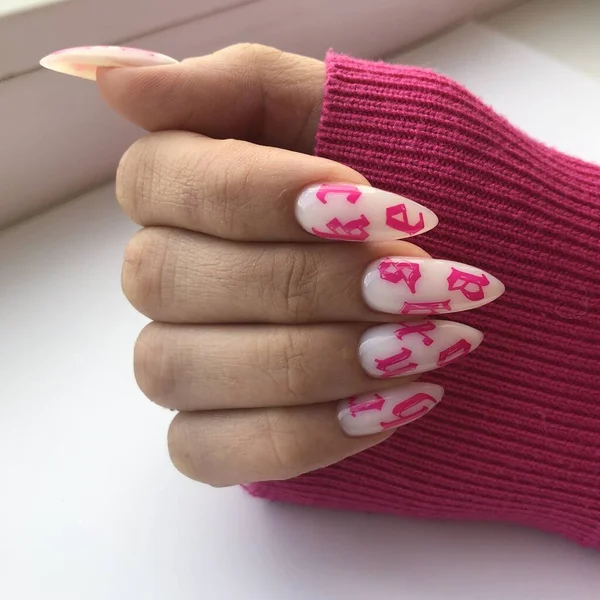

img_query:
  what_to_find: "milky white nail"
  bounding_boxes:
[363,257,505,315]
[360,320,482,378]
[40,46,178,81]
[295,183,438,241]
[338,383,444,436]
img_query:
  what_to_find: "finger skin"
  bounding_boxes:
[121,227,430,324]
[167,403,392,486]
[116,131,368,242]
[97,44,325,153]
[134,322,420,410]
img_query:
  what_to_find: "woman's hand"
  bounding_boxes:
[58,44,503,486]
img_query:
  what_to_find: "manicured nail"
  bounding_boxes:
[40,46,178,81]
[338,383,444,436]
[363,257,504,315]
[295,183,438,241]
[360,320,483,378]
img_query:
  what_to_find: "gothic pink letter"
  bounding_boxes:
[437,338,472,367]
[312,215,370,241]
[378,260,421,293]
[394,321,437,346]
[400,300,452,315]
[380,393,438,429]
[447,267,490,302]
[386,203,425,235]
[348,394,386,417]
[374,347,418,378]
[316,184,362,205]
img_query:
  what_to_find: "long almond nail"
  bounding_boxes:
[295,183,438,241]
[363,257,504,315]
[338,383,444,436]
[360,320,482,378]
[40,46,178,81]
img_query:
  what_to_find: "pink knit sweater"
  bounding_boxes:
[246,52,600,549]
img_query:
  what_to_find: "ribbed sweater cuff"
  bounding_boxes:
[247,52,600,550]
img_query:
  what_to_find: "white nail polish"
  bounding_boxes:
[338,383,444,436]
[295,183,438,241]
[359,320,483,378]
[363,257,505,315]
[40,46,178,81]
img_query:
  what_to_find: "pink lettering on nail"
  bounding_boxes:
[394,321,436,346]
[316,184,362,205]
[348,394,385,417]
[437,338,472,367]
[380,393,438,429]
[386,203,425,235]
[378,260,421,293]
[400,300,452,315]
[312,215,370,240]
[447,267,490,302]
[374,347,418,378]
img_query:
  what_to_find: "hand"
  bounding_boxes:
[79,44,501,486]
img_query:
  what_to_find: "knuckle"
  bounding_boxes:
[133,323,177,406]
[262,408,310,477]
[167,415,202,481]
[116,136,160,222]
[167,415,237,487]
[227,43,282,65]
[262,328,313,403]
[271,248,320,321]
[121,227,173,316]
[117,132,208,226]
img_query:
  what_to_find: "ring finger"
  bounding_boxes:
[134,321,482,411]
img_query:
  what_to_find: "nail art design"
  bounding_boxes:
[338,383,444,436]
[40,46,178,81]
[363,258,504,315]
[295,183,438,241]
[359,320,483,378]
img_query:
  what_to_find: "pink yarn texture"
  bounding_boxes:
[246,52,600,549]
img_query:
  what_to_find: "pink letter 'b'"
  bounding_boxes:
[316,184,362,205]
[386,203,425,234]
[380,393,438,429]
[447,267,490,302]
[378,260,421,293]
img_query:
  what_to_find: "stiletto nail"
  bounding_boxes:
[338,383,444,436]
[363,257,504,315]
[295,183,438,241]
[360,320,483,378]
[40,46,178,81]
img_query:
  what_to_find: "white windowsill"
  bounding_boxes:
[2,1,600,596]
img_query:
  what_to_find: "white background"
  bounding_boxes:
[2,6,600,600]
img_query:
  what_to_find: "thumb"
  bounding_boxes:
[41,44,325,154]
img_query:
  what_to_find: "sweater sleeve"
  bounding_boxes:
[246,52,600,550]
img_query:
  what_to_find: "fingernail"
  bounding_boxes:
[39,46,178,81]
[338,383,444,436]
[359,320,483,378]
[363,257,504,315]
[295,183,438,241]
